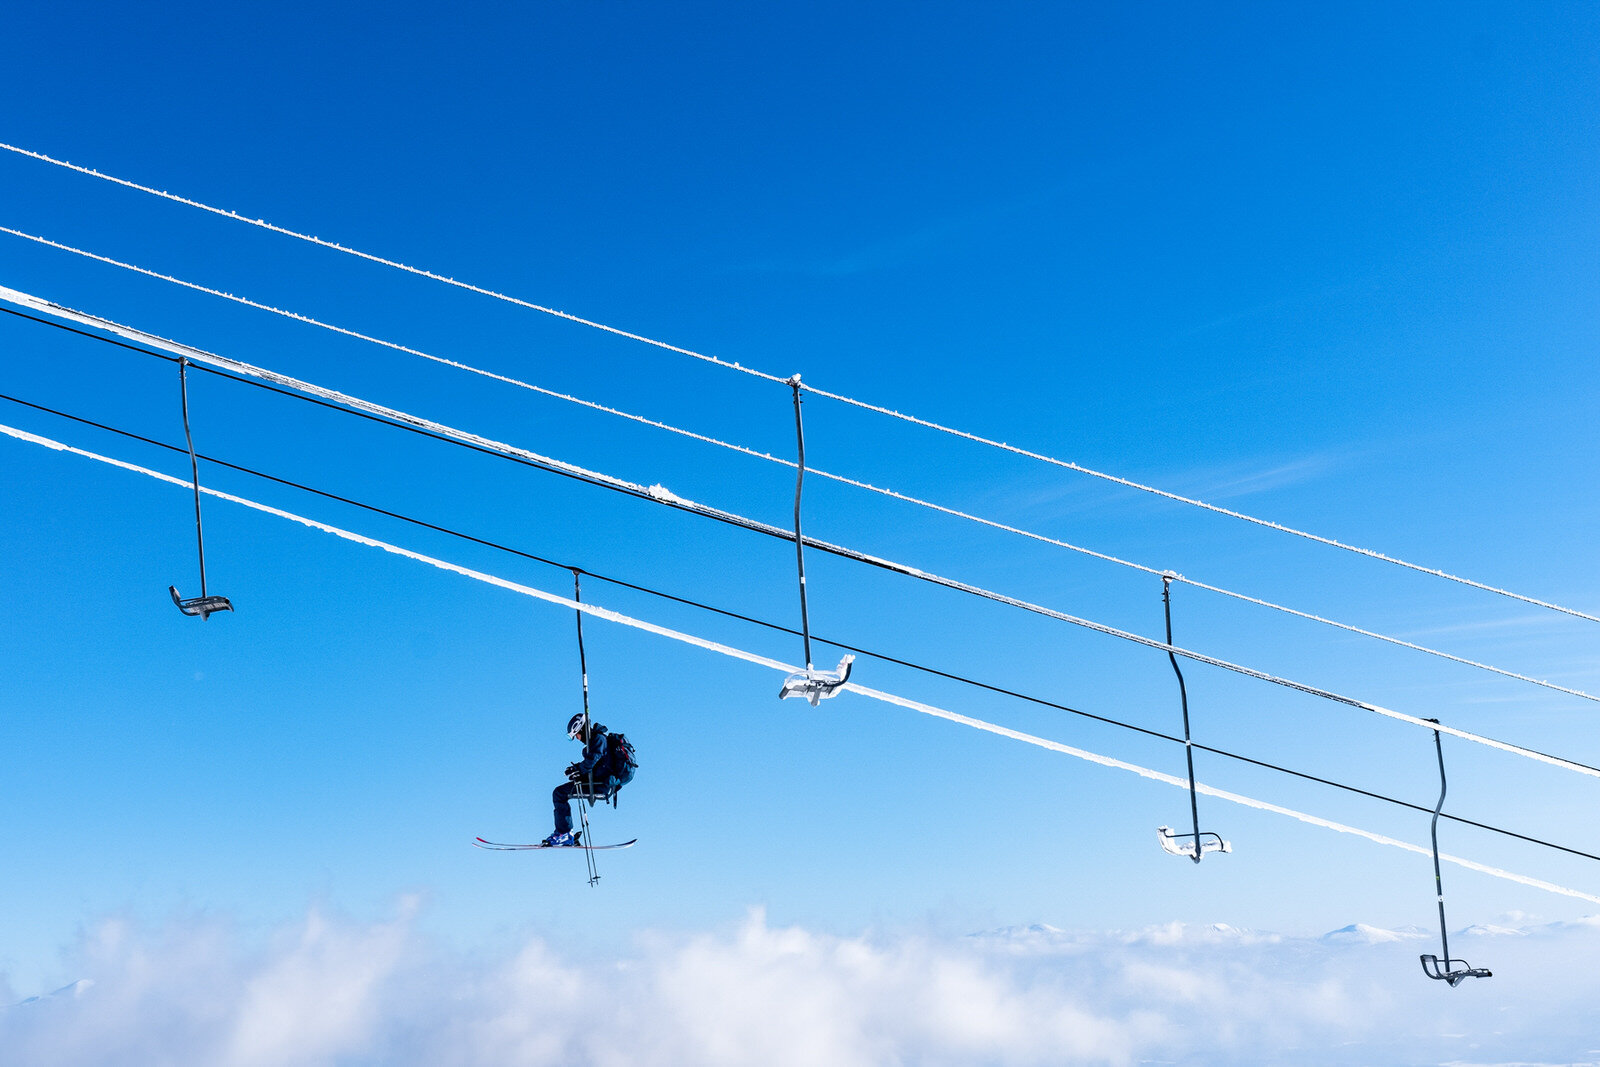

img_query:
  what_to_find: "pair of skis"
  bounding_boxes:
[473,836,636,851]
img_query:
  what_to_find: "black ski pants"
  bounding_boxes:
[552,780,610,834]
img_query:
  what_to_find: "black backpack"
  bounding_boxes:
[606,732,638,784]
[596,732,636,808]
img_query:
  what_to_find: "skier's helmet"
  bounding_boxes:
[566,713,587,740]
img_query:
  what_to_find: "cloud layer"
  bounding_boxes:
[5,905,1600,1066]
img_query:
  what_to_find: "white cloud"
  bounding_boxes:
[5,904,1600,1065]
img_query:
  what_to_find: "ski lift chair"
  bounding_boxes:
[169,360,233,622]
[779,654,855,706]
[1157,825,1232,859]
[1416,723,1492,987]
[569,781,611,804]
[567,773,628,810]
[1420,954,1492,987]
[170,585,233,620]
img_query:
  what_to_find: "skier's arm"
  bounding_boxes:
[573,733,610,776]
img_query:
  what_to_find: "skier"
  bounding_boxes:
[543,713,634,847]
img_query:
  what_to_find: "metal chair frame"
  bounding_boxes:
[1419,723,1491,986]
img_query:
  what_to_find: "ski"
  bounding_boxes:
[473,837,637,851]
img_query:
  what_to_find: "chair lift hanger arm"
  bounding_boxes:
[778,375,854,706]
[168,358,232,620]
[1419,723,1492,986]
[1156,576,1229,861]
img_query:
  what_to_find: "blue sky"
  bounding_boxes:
[3,2,1600,1060]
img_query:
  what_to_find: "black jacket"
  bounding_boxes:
[570,722,610,781]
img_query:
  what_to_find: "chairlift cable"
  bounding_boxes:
[3,412,1600,870]
[7,416,1599,907]
[0,144,789,385]
[3,294,1598,785]
[0,268,1592,703]
[0,225,802,461]
[3,149,1592,624]
[799,376,1600,625]
[1,228,1529,674]
[5,391,1599,867]
[167,351,1600,776]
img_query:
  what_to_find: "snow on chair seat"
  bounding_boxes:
[1420,954,1491,986]
[779,654,855,706]
[1157,825,1231,859]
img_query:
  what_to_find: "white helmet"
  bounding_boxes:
[566,713,588,740]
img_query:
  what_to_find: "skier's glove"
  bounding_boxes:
[565,762,582,779]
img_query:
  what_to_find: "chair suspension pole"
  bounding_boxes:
[167,359,231,619]
[789,375,815,669]
[1417,720,1489,984]
[774,383,854,705]
[1428,721,1452,967]
[573,570,591,729]
[1164,576,1203,863]
[179,358,212,599]
[569,569,599,884]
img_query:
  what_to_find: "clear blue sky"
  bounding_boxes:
[2,2,1599,1058]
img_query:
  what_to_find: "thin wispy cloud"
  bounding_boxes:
[983,450,1348,538]
[1179,451,1350,501]
[1398,614,1567,640]
[5,904,1600,1065]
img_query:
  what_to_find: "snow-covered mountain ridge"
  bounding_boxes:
[969,913,1596,947]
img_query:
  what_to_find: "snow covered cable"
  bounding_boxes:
[0,143,788,386]
[0,420,801,670]
[5,141,1592,627]
[1,233,1590,705]
[0,282,737,523]
[843,681,1600,906]
[12,383,1600,858]
[797,379,1600,626]
[4,283,1596,782]
[4,419,1597,907]
[0,226,802,468]
[1169,575,1598,701]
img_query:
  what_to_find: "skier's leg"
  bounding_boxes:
[552,781,577,834]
